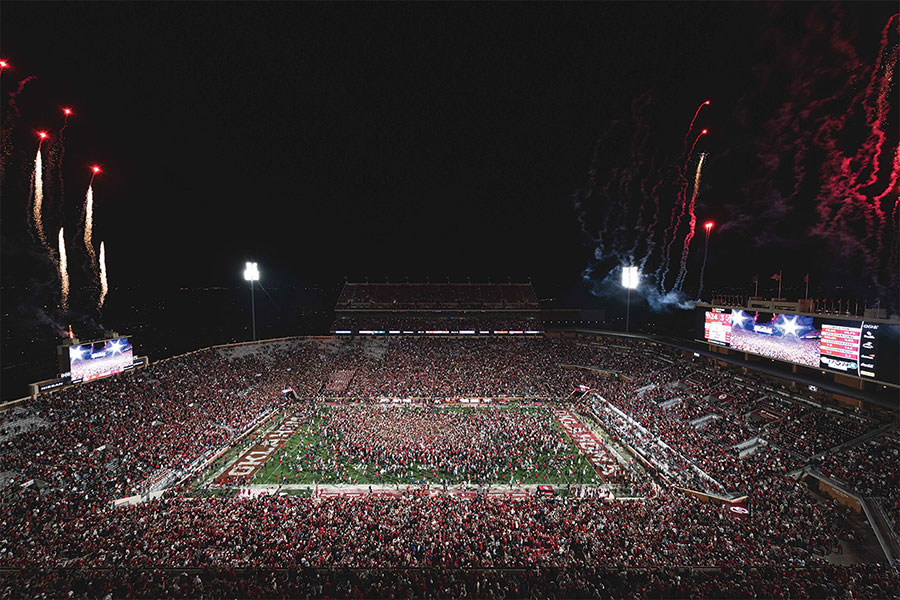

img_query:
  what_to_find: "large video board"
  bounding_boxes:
[68,337,133,383]
[696,308,899,385]
[730,310,820,367]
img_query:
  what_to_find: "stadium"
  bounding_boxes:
[3,3,900,599]
[2,281,899,598]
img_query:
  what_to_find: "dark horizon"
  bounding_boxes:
[2,2,898,397]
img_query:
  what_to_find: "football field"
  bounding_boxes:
[249,404,602,486]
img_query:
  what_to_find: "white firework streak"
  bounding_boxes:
[84,184,97,270]
[34,148,48,248]
[673,152,707,292]
[697,231,711,301]
[58,228,69,310]
[99,241,108,308]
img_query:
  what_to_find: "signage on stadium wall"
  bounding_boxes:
[377,397,414,404]
[36,378,67,392]
[710,392,739,403]
[725,500,751,518]
[373,397,514,405]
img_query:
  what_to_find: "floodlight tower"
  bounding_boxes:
[244,262,260,341]
[622,266,639,334]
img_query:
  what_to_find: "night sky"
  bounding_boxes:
[1,2,898,394]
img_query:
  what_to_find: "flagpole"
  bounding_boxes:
[805,274,809,300]
[777,270,782,298]
[754,275,758,297]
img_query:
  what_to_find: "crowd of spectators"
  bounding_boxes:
[344,337,675,399]
[579,384,771,493]
[0,479,860,569]
[0,335,883,500]
[268,405,597,484]
[3,474,893,597]
[1,332,895,597]
[0,336,652,500]
[0,350,292,501]
[9,563,899,599]
[765,407,875,458]
[812,432,900,533]
[566,353,880,494]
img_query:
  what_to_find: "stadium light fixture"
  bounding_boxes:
[244,262,260,341]
[621,266,640,290]
[243,262,260,282]
[621,266,639,334]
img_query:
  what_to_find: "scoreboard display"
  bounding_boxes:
[703,308,732,346]
[696,308,899,385]
[66,337,133,383]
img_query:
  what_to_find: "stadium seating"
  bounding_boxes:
[1,333,895,598]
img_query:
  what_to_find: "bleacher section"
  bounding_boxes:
[332,282,542,333]
[336,283,539,310]
[3,331,898,596]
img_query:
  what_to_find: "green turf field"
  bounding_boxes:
[251,405,600,485]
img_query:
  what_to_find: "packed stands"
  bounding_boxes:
[0,484,850,568]
[813,431,900,533]
[766,407,876,459]
[1,330,896,597]
[7,563,899,599]
[1,335,888,499]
